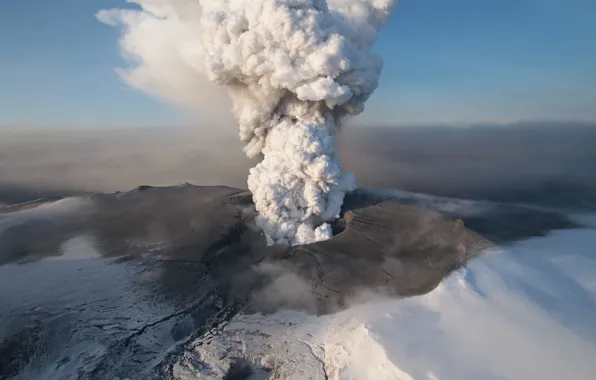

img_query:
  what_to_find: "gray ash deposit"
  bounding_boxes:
[0,184,578,379]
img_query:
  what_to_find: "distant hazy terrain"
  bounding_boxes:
[2,122,595,208]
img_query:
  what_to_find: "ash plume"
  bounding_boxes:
[98,0,394,245]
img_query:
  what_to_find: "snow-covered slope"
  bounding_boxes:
[2,188,595,379]
[174,224,596,380]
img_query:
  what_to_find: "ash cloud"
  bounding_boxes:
[98,0,395,245]
[96,2,233,126]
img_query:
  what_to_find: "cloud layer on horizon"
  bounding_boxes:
[2,122,595,209]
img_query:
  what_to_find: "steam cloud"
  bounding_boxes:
[98,0,394,245]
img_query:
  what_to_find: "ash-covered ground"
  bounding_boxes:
[0,184,482,378]
[1,182,593,379]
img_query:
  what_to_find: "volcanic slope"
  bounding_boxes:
[0,184,492,379]
[1,184,491,312]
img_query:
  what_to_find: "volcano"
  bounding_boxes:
[0,184,491,379]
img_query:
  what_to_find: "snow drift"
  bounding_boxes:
[173,226,596,379]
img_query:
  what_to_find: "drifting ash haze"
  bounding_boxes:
[98,0,394,245]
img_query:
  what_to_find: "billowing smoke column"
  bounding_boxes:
[98,0,394,245]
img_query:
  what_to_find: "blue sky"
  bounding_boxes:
[1,0,595,127]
